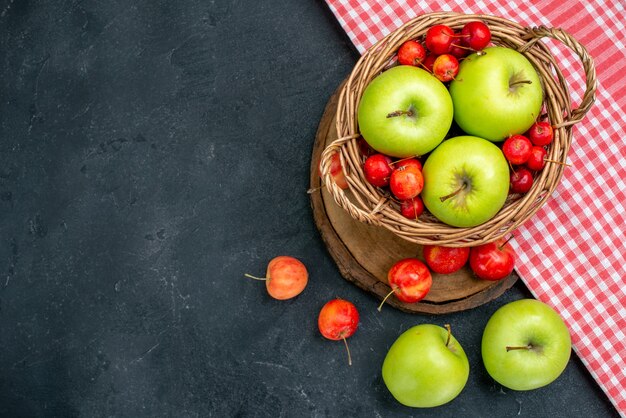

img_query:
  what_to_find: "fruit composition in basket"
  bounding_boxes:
[319,12,596,247]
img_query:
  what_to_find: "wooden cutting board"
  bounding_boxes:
[309,83,518,314]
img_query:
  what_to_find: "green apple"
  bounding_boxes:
[357,65,453,158]
[421,136,509,228]
[482,299,572,391]
[382,324,469,408]
[449,46,543,141]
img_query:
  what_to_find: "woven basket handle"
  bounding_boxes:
[521,26,597,127]
[319,135,385,226]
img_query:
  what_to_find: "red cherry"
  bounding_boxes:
[318,299,359,365]
[397,40,426,66]
[391,158,422,172]
[363,154,393,187]
[378,258,432,311]
[469,238,515,281]
[318,299,359,340]
[244,256,308,300]
[460,21,491,51]
[425,24,455,55]
[400,196,424,220]
[449,36,470,58]
[358,137,375,157]
[528,121,554,146]
[526,146,548,171]
[422,54,437,73]
[432,54,459,82]
[423,245,470,275]
[502,134,532,165]
[510,167,534,194]
[319,152,348,189]
[389,161,423,200]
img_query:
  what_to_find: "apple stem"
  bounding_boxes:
[387,109,415,118]
[342,337,353,366]
[544,158,572,167]
[439,182,467,202]
[244,273,268,281]
[509,80,532,88]
[377,289,396,312]
[444,323,452,347]
[506,344,532,352]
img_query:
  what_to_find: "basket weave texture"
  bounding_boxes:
[320,12,596,247]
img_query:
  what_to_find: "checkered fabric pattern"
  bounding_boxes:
[324,1,626,415]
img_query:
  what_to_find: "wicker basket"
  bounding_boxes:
[319,12,596,247]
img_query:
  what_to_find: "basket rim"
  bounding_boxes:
[320,11,597,247]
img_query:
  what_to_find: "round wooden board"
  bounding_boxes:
[309,82,518,314]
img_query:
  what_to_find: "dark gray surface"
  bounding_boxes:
[0,0,619,417]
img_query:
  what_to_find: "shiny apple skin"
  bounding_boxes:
[481,299,572,391]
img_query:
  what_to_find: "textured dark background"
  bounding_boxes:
[0,0,619,417]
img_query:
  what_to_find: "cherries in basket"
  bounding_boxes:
[502,120,557,194]
[397,21,492,82]
[321,17,564,229]
[363,154,426,220]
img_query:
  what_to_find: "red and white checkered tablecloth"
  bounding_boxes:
[324,0,626,415]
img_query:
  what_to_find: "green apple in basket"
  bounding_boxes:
[421,136,510,228]
[449,46,544,141]
[357,65,453,158]
[482,299,572,390]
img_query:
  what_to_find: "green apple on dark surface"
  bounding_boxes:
[449,46,544,141]
[482,299,572,391]
[382,324,469,408]
[357,65,453,158]
[421,136,510,228]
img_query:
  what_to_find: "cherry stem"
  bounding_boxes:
[498,234,515,251]
[544,158,572,167]
[342,337,353,366]
[444,324,452,347]
[244,273,268,281]
[307,186,322,194]
[389,155,420,165]
[452,43,473,51]
[439,182,467,202]
[377,289,396,312]
[418,61,433,74]
[509,80,532,88]
[448,38,487,55]
[387,109,415,118]
[506,344,532,352]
